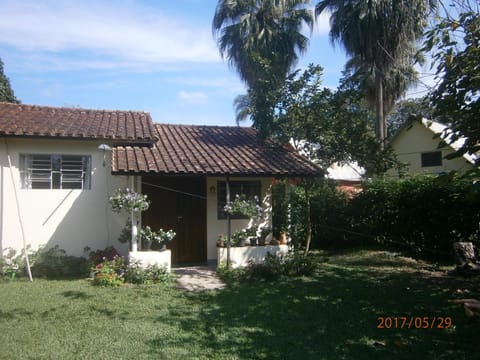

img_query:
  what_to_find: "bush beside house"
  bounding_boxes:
[289,175,480,261]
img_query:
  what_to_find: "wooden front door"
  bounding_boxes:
[142,176,206,265]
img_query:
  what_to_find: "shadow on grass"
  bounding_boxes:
[61,290,94,300]
[148,263,478,360]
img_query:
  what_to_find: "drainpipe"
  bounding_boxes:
[4,139,33,281]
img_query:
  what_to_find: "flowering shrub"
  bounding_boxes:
[224,194,263,219]
[109,188,150,213]
[88,246,120,266]
[0,249,20,280]
[91,255,125,287]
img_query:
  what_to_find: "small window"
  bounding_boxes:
[20,154,91,189]
[421,151,443,167]
[217,180,261,219]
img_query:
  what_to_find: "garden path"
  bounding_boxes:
[174,265,226,291]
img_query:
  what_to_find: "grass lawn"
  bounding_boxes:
[0,249,477,359]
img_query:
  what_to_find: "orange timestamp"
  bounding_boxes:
[377,316,453,329]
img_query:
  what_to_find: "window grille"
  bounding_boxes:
[20,154,91,189]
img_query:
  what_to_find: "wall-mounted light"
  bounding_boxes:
[98,144,112,167]
[209,185,216,194]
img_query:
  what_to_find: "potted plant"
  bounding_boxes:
[117,222,175,250]
[231,230,247,247]
[217,234,226,247]
[139,226,176,250]
[258,227,272,246]
[245,226,258,246]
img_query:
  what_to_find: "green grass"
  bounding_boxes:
[0,249,477,359]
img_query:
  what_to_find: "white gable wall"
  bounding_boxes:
[387,121,474,177]
[0,138,133,258]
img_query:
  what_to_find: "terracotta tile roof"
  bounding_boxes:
[112,124,321,177]
[0,102,157,143]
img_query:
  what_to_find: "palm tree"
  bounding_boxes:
[345,52,419,125]
[316,0,436,146]
[213,0,313,89]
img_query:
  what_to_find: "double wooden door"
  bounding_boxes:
[142,177,206,264]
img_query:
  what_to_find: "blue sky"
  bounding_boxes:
[0,0,431,126]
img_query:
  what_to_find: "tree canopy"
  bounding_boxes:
[0,58,19,103]
[423,0,480,167]
[315,0,436,146]
[269,65,396,176]
[213,0,313,88]
[213,0,313,140]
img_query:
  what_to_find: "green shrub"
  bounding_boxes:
[290,181,362,250]
[287,175,480,262]
[350,175,480,260]
[218,252,319,283]
[282,251,318,276]
[29,245,88,279]
[247,252,284,280]
[124,261,171,284]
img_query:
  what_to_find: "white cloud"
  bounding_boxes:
[178,90,209,105]
[313,11,331,36]
[0,0,220,69]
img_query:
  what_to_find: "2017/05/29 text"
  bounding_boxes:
[377,316,453,329]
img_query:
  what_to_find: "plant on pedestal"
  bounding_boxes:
[109,187,150,252]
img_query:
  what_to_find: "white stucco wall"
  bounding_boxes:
[206,176,273,262]
[0,138,137,258]
[387,121,474,177]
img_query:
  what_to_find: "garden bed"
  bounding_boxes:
[217,245,288,268]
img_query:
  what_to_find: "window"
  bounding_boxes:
[421,151,442,167]
[217,180,261,219]
[20,154,91,189]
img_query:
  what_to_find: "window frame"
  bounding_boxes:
[217,180,262,220]
[20,153,92,190]
[421,151,443,168]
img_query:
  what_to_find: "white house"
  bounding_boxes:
[0,102,320,265]
[387,118,477,177]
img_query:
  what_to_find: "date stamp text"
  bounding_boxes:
[377,316,453,329]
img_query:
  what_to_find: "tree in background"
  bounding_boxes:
[272,65,396,176]
[423,0,479,168]
[213,0,313,139]
[0,58,19,103]
[315,0,436,147]
[386,97,433,138]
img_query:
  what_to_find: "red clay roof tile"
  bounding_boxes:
[112,124,320,177]
[0,102,157,143]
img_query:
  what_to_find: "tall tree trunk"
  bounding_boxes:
[375,68,385,149]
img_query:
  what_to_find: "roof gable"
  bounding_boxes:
[0,102,157,144]
[112,124,321,177]
[390,117,477,165]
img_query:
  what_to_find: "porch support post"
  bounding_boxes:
[131,176,138,252]
[226,175,231,268]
